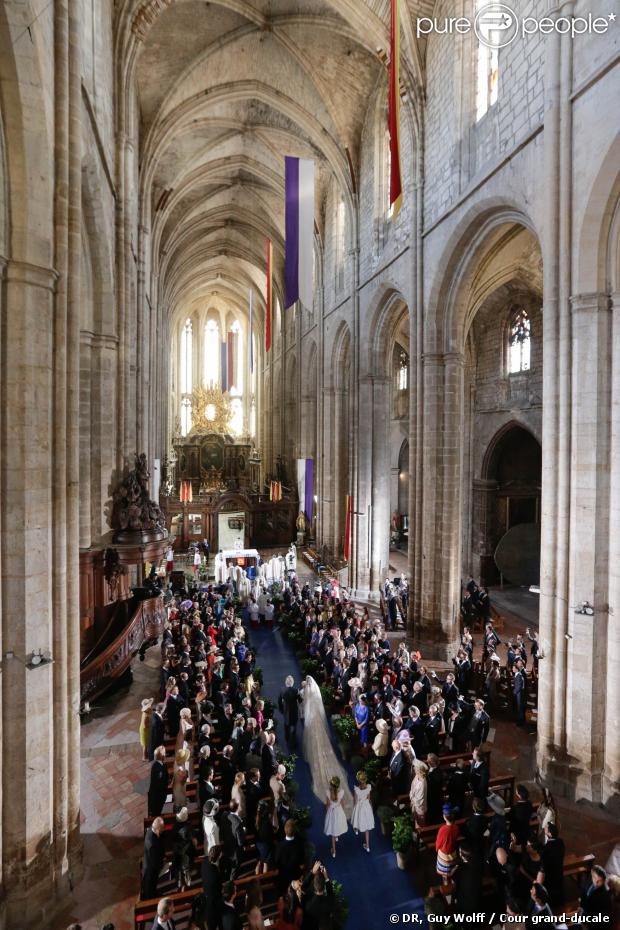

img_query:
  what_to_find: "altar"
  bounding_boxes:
[160,387,297,551]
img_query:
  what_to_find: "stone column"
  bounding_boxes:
[1,260,85,925]
[559,293,611,802]
[79,331,93,548]
[416,352,462,658]
[370,377,391,591]
[537,0,575,788]
[605,290,620,812]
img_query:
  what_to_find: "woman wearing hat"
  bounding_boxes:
[435,807,460,883]
[372,718,390,758]
[139,698,154,761]
[324,776,348,859]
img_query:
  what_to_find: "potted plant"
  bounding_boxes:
[291,804,312,835]
[332,715,357,759]
[275,750,298,777]
[319,684,335,712]
[392,813,415,869]
[362,758,382,784]
[329,879,350,930]
[377,805,395,838]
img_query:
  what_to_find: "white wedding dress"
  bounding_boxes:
[302,676,353,818]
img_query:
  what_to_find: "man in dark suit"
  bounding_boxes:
[466,699,490,748]
[468,747,490,800]
[388,740,410,797]
[148,747,169,817]
[274,819,306,893]
[278,675,302,749]
[165,686,183,738]
[513,660,527,725]
[148,705,166,761]
[453,844,483,915]
[142,817,166,900]
[219,881,243,930]
[510,784,534,845]
[244,767,262,829]
[219,801,245,879]
[425,706,443,756]
[302,863,335,930]
[219,745,236,803]
[201,847,223,930]
[538,822,565,909]
[578,866,612,919]
[447,758,469,815]
[426,754,444,824]
[462,798,487,858]
[260,733,278,789]
[151,896,176,930]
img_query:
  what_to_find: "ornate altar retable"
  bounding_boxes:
[160,387,296,551]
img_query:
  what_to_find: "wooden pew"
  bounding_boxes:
[414,805,537,855]
[134,868,280,930]
[426,852,595,912]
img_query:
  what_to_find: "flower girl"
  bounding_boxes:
[324,775,348,858]
[351,770,375,852]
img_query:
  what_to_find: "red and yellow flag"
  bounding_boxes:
[344,495,352,562]
[388,0,403,219]
[266,239,273,352]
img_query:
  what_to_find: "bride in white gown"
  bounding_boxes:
[302,676,353,818]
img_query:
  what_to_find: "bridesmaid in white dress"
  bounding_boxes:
[324,776,348,858]
[351,771,375,852]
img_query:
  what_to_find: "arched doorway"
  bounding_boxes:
[477,424,541,586]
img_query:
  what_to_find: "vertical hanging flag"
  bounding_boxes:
[266,239,273,352]
[388,0,403,219]
[344,495,352,562]
[221,340,228,392]
[285,156,314,310]
[249,289,254,375]
[296,459,315,526]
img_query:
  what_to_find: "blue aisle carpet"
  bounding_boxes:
[251,625,428,930]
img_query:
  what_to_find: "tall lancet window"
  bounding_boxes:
[508,309,531,374]
[180,317,193,435]
[476,0,500,121]
[203,319,220,386]
[229,320,243,396]
[181,318,193,394]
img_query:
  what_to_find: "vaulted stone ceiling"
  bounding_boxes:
[118,0,430,329]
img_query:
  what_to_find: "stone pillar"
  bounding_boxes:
[370,377,391,591]
[558,293,610,802]
[1,260,85,925]
[472,478,498,585]
[537,1,575,790]
[605,290,620,812]
[79,331,93,548]
[416,352,462,658]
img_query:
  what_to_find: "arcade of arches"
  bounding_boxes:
[0,0,619,924]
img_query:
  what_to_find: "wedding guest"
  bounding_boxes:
[139,698,154,761]
[435,808,460,884]
[409,761,428,828]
